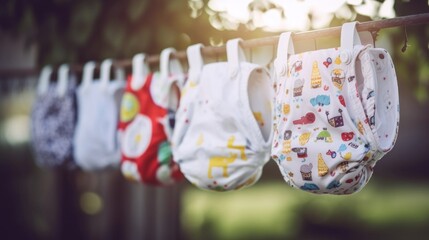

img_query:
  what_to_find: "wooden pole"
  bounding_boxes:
[1,13,429,78]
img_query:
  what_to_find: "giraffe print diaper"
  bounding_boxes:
[271,22,399,195]
[172,39,273,191]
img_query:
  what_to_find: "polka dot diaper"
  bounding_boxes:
[118,50,184,185]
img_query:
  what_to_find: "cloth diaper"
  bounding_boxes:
[118,49,184,185]
[73,60,125,170]
[172,39,273,191]
[271,22,399,195]
[31,64,77,168]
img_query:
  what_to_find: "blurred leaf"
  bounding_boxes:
[68,1,101,46]
[102,20,126,51]
[415,85,428,103]
[44,39,67,65]
[53,0,72,5]
[127,0,149,21]
[156,26,177,49]
[123,28,151,57]
[418,60,429,84]
[18,6,35,34]
[0,0,15,18]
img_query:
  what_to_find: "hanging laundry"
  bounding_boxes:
[271,22,400,195]
[31,65,77,168]
[172,40,273,192]
[118,50,184,185]
[73,60,125,170]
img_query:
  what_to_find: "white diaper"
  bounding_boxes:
[172,39,273,191]
[73,60,125,170]
[271,22,399,194]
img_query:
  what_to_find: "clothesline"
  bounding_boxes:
[1,13,429,78]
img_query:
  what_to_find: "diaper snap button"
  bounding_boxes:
[280,63,288,76]
[276,63,287,77]
[274,59,287,77]
[340,50,352,65]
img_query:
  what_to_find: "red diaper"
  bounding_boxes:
[118,73,183,185]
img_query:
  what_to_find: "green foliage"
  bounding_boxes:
[182,182,429,240]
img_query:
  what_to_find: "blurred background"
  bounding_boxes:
[1,0,429,239]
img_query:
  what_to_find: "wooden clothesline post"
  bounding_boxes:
[1,13,429,78]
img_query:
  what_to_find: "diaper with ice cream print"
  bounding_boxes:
[271,22,399,195]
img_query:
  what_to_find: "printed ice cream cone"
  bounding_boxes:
[300,163,313,181]
[318,153,328,177]
[311,61,322,88]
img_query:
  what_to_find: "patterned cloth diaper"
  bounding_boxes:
[31,65,77,168]
[271,22,399,195]
[118,50,184,185]
[73,60,125,170]
[172,39,273,191]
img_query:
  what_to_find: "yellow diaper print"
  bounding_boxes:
[207,136,248,179]
[181,80,197,96]
[253,112,265,127]
[318,153,329,177]
[121,93,140,122]
[299,132,311,146]
[283,104,290,114]
[196,133,204,146]
[311,61,322,88]
[208,153,237,178]
[227,136,247,160]
[282,140,291,154]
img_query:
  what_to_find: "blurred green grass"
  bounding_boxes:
[182,180,429,240]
